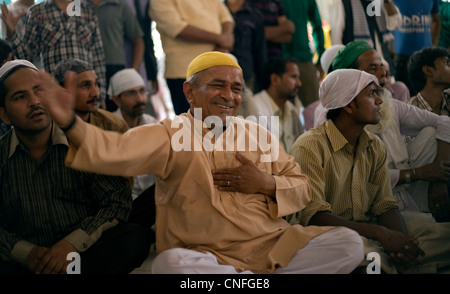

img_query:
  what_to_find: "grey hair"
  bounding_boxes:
[54,58,93,85]
[186,71,201,87]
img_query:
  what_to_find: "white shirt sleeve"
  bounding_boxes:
[329,0,345,45]
[384,5,402,31]
[389,169,400,188]
[393,99,450,143]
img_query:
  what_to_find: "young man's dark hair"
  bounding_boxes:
[0,39,13,66]
[53,58,93,86]
[260,57,298,90]
[408,47,450,94]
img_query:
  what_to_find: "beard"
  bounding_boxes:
[364,88,395,134]
[289,87,301,102]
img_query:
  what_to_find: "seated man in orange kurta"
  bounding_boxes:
[37,51,364,274]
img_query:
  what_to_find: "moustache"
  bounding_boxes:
[28,105,47,118]
[133,102,147,110]
[86,97,100,104]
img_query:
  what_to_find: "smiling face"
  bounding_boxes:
[0,68,51,134]
[184,65,244,123]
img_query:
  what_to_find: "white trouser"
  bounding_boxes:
[152,227,364,274]
[400,210,450,274]
[361,211,450,274]
[407,126,437,212]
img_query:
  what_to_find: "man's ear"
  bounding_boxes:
[0,107,11,125]
[422,65,433,78]
[183,81,194,104]
[342,102,354,115]
[270,72,280,87]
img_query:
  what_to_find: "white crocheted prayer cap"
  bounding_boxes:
[0,59,38,81]
[320,44,345,75]
[108,68,145,96]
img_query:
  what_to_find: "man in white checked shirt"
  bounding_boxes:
[289,68,450,274]
[1,0,108,105]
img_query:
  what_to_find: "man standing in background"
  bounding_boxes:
[280,0,325,130]
[89,0,145,112]
[149,0,234,115]
[247,0,295,61]
[393,0,441,95]
[1,0,107,104]
[225,0,267,93]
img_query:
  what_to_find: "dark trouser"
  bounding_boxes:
[0,223,152,274]
[0,260,30,274]
[80,222,152,274]
[166,78,190,115]
[128,184,156,244]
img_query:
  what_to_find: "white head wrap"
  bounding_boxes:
[316,69,379,126]
[320,44,345,75]
[0,59,38,81]
[107,68,145,96]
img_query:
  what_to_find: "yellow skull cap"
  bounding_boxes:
[186,51,242,80]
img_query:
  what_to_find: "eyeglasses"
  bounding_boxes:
[121,88,149,98]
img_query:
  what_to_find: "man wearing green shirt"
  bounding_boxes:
[280,0,325,109]
[439,0,450,48]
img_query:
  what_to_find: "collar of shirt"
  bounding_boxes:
[442,91,450,114]
[185,110,249,148]
[324,119,372,153]
[267,92,298,122]
[415,91,450,115]
[186,110,237,136]
[113,108,157,126]
[8,122,68,158]
[267,92,282,116]
[414,92,434,112]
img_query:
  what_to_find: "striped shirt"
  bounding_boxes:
[405,91,450,144]
[7,0,107,100]
[289,120,398,226]
[408,91,450,117]
[0,124,131,263]
[247,0,286,58]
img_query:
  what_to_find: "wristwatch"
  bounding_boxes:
[405,170,411,184]
[404,167,417,184]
